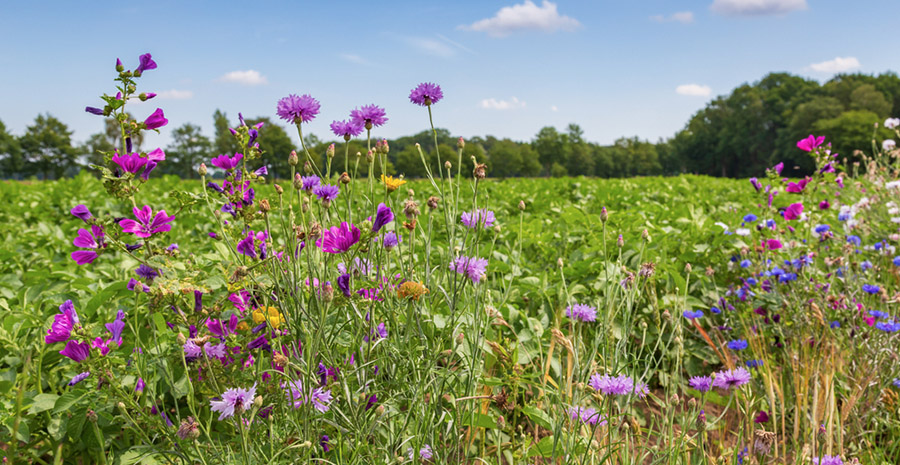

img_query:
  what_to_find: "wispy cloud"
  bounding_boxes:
[156,89,194,100]
[676,84,712,97]
[435,33,477,55]
[218,70,268,86]
[404,36,457,58]
[550,105,559,112]
[460,0,581,38]
[808,56,860,73]
[480,96,526,110]
[339,53,372,66]
[650,11,695,24]
[710,0,807,16]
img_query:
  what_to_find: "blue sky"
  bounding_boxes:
[1,0,897,150]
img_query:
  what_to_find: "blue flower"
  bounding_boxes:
[743,214,758,223]
[869,310,889,319]
[893,378,900,389]
[814,224,830,234]
[861,260,873,271]
[765,219,776,229]
[846,235,862,246]
[829,321,841,329]
[740,259,752,268]
[838,212,851,221]
[893,256,900,267]
[745,359,764,369]
[862,284,880,294]
[727,339,748,351]
[875,321,900,332]
[711,306,721,314]
[683,310,704,320]
[746,277,758,286]
[779,273,797,283]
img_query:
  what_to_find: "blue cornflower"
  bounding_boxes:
[875,321,900,332]
[743,214,758,223]
[683,310,704,320]
[868,310,889,319]
[861,260,873,271]
[838,212,851,221]
[863,284,880,294]
[779,273,797,283]
[745,359,764,369]
[829,321,841,329]
[710,306,722,314]
[727,339,749,351]
[893,256,900,267]
[893,378,900,389]
[740,259,752,268]
[814,224,830,234]
[746,277,758,286]
[846,235,862,246]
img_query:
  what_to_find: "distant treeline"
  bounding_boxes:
[1,72,898,180]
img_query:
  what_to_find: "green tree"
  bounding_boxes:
[245,117,295,180]
[487,139,523,178]
[213,109,242,157]
[165,123,212,178]
[19,114,78,179]
[813,110,887,162]
[532,126,567,174]
[0,120,23,178]
[849,84,892,116]
[81,132,116,169]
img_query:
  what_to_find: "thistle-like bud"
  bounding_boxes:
[303,161,312,174]
[288,151,298,166]
[378,138,390,154]
[445,160,452,170]
[662,309,671,321]
[617,234,624,248]
[327,143,335,159]
[273,352,289,368]
[600,207,608,222]
[293,173,303,191]
[518,200,526,211]
[404,199,420,219]
[641,229,650,241]
[474,162,487,179]
[684,263,692,274]
[366,150,374,163]
[177,417,201,440]
[176,333,187,345]
[87,410,98,423]
[557,258,564,268]
[259,199,270,213]
[339,172,351,184]
[274,184,283,195]
[253,395,264,408]
[198,163,208,177]
[427,196,440,209]
[457,137,465,150]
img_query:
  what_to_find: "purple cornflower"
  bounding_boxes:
[683,310,704,320]
[713,367,751,390]
[461,208,496,229]
[727,339,748,351]
[313,184,340,202]
[350,104,389,129]
[811,456,844,465]
[276,94,320,124]
[311,387,333,412]
[320,435,330,452]
[70,205,92,222]
[134,53,157,74]
[283,380,333,412]
[409,82,443,106]
[205,342,227,360]
[112,153,148,174]
[566,303,597,322]
[143,108,168,130]
[330,119,364,139]
[136,264,159,282]
[71,225,105,265]
[372,203,394,232]
[568,406,606,426]
[450,256,488,284]
[210,153,243,171]
[119,205,175,238]
[69,371,91,386]
[589,374,634,396]
[301,175,320,191]
[183,340,202,358]
[46,300,80,344]
[60,340,90,362]
[383,231,401,250]
[418,444,434,461]
[209,384,257,420]
[317,222,361,254]
[688,376,713,392]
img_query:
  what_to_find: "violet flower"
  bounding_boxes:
[796,134,825,152]
[119,205,175,238]
[210,384,257,420]
[112,153,148,174]
[71,225,105,265]
[45,300,80,344]
[276,94,320,124]
[60,340,90,362]
[70,205,92,222]
[143,108,168,130]
[409,82,443,106]
[330,120,364,139]
[450,256,488,283]
[372,203,394,232]
[211,153,243,171]
[317,222,361,253]
[349,104,388,129]
[134,53,157,75]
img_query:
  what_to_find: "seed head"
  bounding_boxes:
[474,162,487,179]
[259,199,270,213]
[427,196,440,209]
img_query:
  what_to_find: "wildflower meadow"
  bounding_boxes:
[4,52,900,465]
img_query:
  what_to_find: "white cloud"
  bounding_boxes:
[808,56,861,73]
[406,37,457,57]
[550,105,559,112]
[676,84,712,97]
[156,89,194,100]
[339,53,372,66]
[711,0,807,16]
[218,70,268,86]
[461,0,581,38]
[650,11,695,23]
[480,96,526,110]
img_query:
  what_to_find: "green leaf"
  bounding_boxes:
[522,405,552,430]
[28,393,59,415]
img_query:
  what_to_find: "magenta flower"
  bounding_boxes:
[317,222,361,253]
[276,94,320,124]
[749,178,761,192]
[797,134,825,152]
[350,104,389,128]
[409,82,443,106]
[134,53,157,75]
[60,340,90,362]
[772,162,784,175]
[147,148,166,162]
[784,203,803,221]
[143,108,168,130]
[211,153,243,171]
[766,239,782,250]
[450,256,488,283]
[313,184,340,202]
[112,153,149,174]
[70,205,92,223]
[330,120,364,139]
[589,374,638,396]
[71,225,105,265]
[372,203,394,232]
[119,205,175,238]
[210,384,257,420]
[785,177,810,193]
[565,303,597,322]
[45,300,80,344]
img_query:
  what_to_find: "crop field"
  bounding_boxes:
[3,53,900,465]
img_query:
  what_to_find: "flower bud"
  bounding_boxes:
[403,199,420,219]
[445,160,452,170]
[116,58,124,72]
[684,263,692,274]
[293,173,303,191]
[87,410,98,423]
[557,258,564,268]
[641,229,650,241]
[177,417,201,440]
[617,234,624,248]
[427,196,440,209]
[457,137,465,150]
[600,207,608,222]
[474,163,487,179]
[340,172,351,184]
[254,395,264,408]
[518,200,526,211]
[176,333,187,345]
[259,199,270,213]
[366,150,374,163]
[198,163,207,177]
[303,161,312,174]
[288,150,299,166]
[274,183,283,195]
[327,143,335,159]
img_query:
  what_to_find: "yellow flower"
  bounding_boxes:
[381,174,406,193]
[397,281,429,301]
[252,306,284,329]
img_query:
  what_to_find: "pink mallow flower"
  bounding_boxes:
[796,134,825,152]
[119,205,175,238]
[71,225,105,265]
[317,222,361,254]
[784,203,803,221]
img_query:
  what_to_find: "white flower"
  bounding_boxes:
[892,217,900,224]
[883,139,896,151]
[890,207,900,215]
[887,181,900,190]
[735,228,751,236]
[885,117,900,129]
[715,222,730,231]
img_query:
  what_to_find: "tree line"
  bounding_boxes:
[1,71,898,180]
